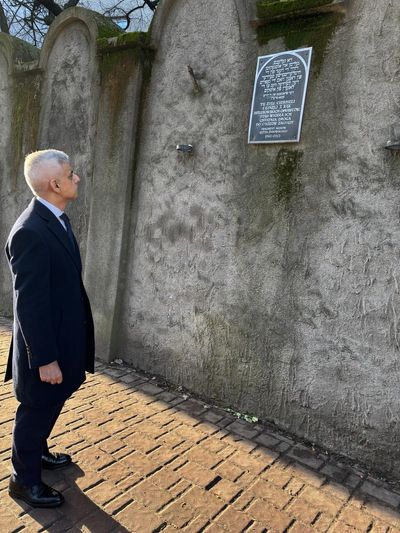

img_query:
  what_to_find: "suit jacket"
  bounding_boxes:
[4,198,95,407]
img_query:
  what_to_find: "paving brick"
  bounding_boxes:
[287,498,320,524]
[215,460,244,482]
[117,501,166,532]
[344,473,363,490]
[129,478,174,511]
[363,500,400,528]
[182,485,225,519]
[210,478,241,502]
[287,464,326,488]
[75,446,114,470]
[175,424,208,443]
[338,505,374,530]
[321,462,349,483]
[300,486,343,516]
[174,412,202,427]
[86,479,122,505]
[249,478,291,509]
[81,509,126,533]
[104,492,134,515]
[285,477,304,496]
[203,522,226,532]
[147,445,179,465]
[149,466,182,490]
[287,445,325,470]
[121,452,158,476]
[255,432,280,449]
[225,420,259,440]
[313,512,335,532]
[320,480,351,502]
[160,498,198,528]
[60,487,98,522]
[229,451,269,474]
[329,522,358,532]
[201,436,228,454]
[178,461,218,487]
[251,445,279,463]
[201,410,225,424]
[360,481,400,508]
[19,506,61,529]
[43,517,76,532]
[214,506,253,531]
[156,431,185,448]
[368,519,393,532]
[225,435,258,453]
[136,382,164,395]
[182,515,210,533]
[231,490,255,511]
[168,478,192,498]
[248,498,294,531]
[98,437,127,455]
[261,464,292,488]
[184,445,223,469]
[288,522,314,533]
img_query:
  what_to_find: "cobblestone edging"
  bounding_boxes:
[1,319,400,532]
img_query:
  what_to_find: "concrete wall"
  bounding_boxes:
[115,0,400,478]
[2,0,400,478]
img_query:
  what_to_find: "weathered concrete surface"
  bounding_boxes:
[0,38,13,316]
[38,10,101,263]
[85,40,145,360]
[114,0,400,478]
[0,36,40,316]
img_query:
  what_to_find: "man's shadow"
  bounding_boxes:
[10,464,130,532]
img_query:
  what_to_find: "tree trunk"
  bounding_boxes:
[37,0,63,16]
[0,2,9,33]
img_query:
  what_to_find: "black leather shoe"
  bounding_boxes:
[42,451,72,470]
[9,478,64,508]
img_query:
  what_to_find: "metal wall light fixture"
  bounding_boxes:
[176,144,193,154]
[385,125,400,151]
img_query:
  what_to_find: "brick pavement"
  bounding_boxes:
[1,317,400,532]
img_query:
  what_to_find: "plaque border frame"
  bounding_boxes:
[248,47,313,145]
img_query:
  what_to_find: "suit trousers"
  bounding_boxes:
[12,401,64,486]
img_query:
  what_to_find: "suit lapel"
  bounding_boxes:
[32,199,82,272]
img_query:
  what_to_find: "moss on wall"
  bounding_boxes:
[200,312,252,403]
[98,32,153,155]
[257,0,334,19]
[86,9,123,38]
[12,38,39,64]
[98,32,153,81]
[11,71,41,188]
[257,12,343,75]
[273,148,303,204]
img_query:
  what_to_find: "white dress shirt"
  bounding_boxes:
[36,197,67,231]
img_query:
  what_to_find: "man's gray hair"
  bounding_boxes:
[24,149,70,194]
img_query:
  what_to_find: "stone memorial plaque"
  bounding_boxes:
[248,47,312,144]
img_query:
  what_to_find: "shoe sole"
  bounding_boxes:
[42,461,72,470]
[9,490,64,508]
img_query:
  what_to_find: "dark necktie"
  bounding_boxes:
[60,213,77,254]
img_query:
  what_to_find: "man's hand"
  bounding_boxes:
[39,361,63,385]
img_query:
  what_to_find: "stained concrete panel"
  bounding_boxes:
[39,19,98,261]
[0,48,12,314]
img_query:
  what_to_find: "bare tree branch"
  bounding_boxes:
[1,0,155,45]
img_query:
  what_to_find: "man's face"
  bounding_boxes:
[54,162,80,201]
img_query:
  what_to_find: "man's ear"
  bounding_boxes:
[49,179,60,193]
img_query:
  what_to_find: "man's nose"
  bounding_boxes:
[74,173,80,183]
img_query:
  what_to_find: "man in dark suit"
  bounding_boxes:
[4,149,95,507]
